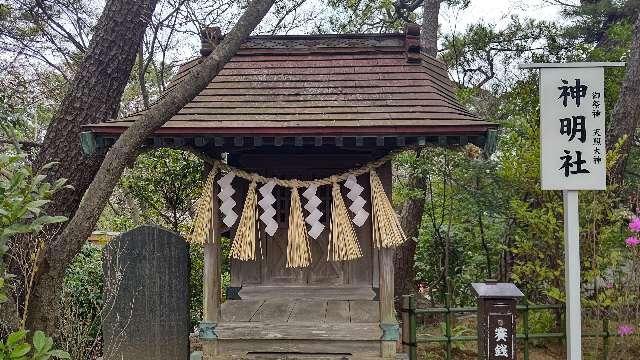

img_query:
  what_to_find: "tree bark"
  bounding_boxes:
[607,15,640,185]
[6,0,159,333]
[25,0,275,335]
[393,170,426,304]
[393,0,441,305]
[421,0,441,57]
[33,0,158,217]
[138,43,152,109]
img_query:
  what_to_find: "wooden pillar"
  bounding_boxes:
[203,244,221,321]
[202,173,221,359]
[380,248,397,358]
[378,162,398,358]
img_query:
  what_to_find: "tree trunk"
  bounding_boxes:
[421,0,441,57]
[33,0,158,216]
[25,0,275,335]
[393,0,441,305]
[607,15,640,185]
[7,0,159,333]
[393,171,426,303]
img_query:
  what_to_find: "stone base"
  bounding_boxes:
[200,354,407,360]
[199,338,406,360]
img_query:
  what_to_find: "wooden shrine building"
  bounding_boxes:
[84,24,495,360]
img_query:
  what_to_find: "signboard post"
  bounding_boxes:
[519,62,625,359]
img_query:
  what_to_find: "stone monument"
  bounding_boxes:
[102,225,190,359]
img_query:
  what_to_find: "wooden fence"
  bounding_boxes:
[401,294,634,360]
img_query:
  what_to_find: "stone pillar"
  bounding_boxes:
[472,281,524,360]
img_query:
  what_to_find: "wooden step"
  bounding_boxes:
[243,354,350,359]
[238,286,376,301]
[216,322,383,341]
[201,353,408,360]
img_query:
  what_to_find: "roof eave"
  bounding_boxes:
[83,123,497,137]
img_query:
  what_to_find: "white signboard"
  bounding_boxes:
[540,67,606,190]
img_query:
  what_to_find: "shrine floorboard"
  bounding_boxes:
[211,298,396,359]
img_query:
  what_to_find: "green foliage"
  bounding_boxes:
[189,242,203,327]
[0,330,69,359]
[441,17,564,89]
[61,244,103,337]
[560,0,639,47]
[525,309,557,346]
[322,0,471,34]
[405,15,631,307]
[0,125,70,303]
[323,0,406,33]
[398,144,509,305]
[409,51,631,307]
[438,322,472,351]
[99,148,204,234]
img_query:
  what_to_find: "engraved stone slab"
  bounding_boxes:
[102,225,189,360]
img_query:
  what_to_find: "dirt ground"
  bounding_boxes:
[416,341,640,359]
[417,342,562,359]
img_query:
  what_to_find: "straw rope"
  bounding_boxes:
[206,150,400,189]
[230,180,258,260]
[370,169,407,248]
[286,188,312,268]
[191,152,410,258]
[328,181,363,261]
[189,165,218,244]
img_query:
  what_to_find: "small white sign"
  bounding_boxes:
[540,67,606,190]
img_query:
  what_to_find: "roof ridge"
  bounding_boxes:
[245,32,405,41]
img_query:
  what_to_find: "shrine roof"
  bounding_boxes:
[84,27,495,148]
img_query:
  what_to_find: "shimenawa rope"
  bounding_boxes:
[189,153,408,265]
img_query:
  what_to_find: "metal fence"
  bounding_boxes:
[400,294,631,360]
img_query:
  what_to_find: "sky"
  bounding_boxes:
[167,0,571,64]
[440,0,565,34]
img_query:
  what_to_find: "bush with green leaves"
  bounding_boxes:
[0,126,70,358]
[61,244,104,337]
[0,330,69,360]
[0,141,70,302]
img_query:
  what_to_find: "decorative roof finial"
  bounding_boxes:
[404,23,421,63]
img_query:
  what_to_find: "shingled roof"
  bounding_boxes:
[85,25,494,149]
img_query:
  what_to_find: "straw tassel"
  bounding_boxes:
[231,180,258,260]
[370,169,407,248]
[328,180,363,261]
[189,165,218,244]
[287,188,312,268]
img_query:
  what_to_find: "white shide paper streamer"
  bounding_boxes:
[258,180,278,236]
[217,172,238,227]
[302,185,325,239]
[344,174,369,227]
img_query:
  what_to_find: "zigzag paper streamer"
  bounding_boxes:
[217,171,238,228]
[258,180,278,236]
[302,185,325,239]
[345,175,369,227]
